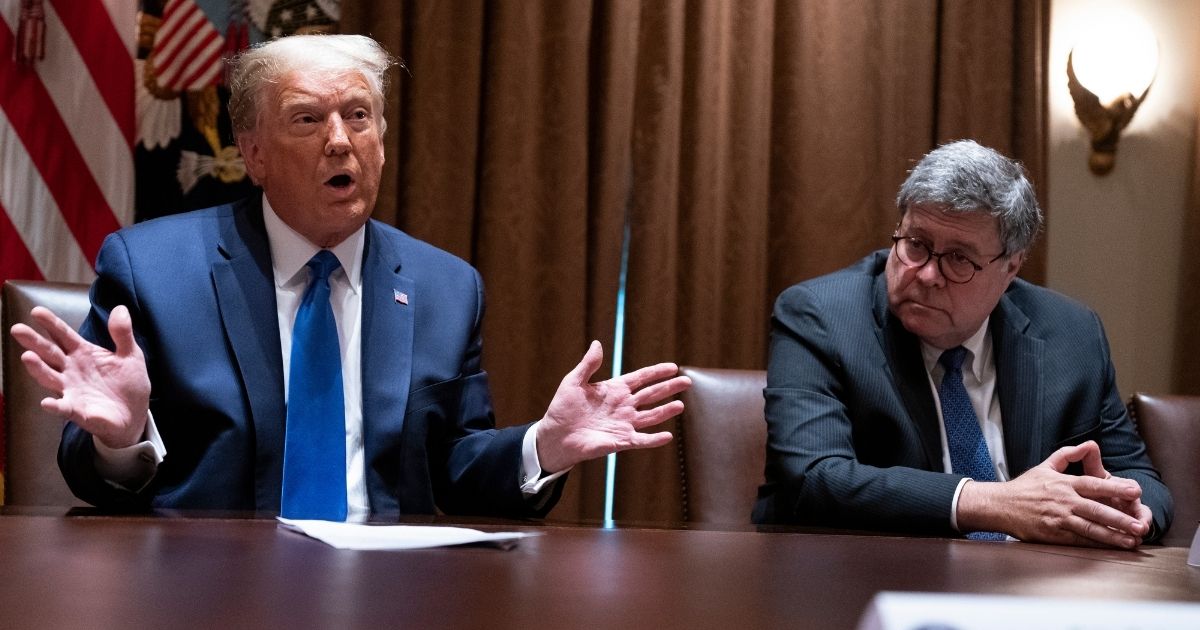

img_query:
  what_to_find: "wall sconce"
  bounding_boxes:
[1066,13,1159,175]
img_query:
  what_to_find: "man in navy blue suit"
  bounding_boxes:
[10,34,690,519]
[754,140,1172,547]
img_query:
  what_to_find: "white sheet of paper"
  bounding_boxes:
[277,517,540,551]
[857,592,1200,630]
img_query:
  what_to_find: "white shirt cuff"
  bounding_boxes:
[519,421,569,496]
[92,410,166,492]
[950,476,972,532]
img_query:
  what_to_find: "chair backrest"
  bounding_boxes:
[2,280,92,506]
[1128,392,1200,546]
[677,366,767,524]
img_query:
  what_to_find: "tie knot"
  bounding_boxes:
[939,346,968,372]
[307,250,341,281]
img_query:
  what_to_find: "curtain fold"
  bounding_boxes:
[1175,108,1200,395]
[340,0,1050,523]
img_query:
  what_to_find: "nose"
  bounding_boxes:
[915,255,947,287]
[324,115,351,156]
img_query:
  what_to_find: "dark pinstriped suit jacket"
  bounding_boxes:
[752,250,1172,542]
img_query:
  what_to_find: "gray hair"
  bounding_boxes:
[226,34,397,138]
[896,139,1043,254]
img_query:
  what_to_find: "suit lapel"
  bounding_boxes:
[991,290,1044,475]
[211,198,286,511]
[872,266,943,469]
[360,221,415,514]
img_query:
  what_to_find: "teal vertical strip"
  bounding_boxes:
[603,221,632,529]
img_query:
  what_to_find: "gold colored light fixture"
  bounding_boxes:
[1066,13,1159,175]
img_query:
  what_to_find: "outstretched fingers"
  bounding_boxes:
[10,322,69,372]
[624,429,674,450]
[29,306,85,355]
[565,340,604,387]
[632,399,685,430]
[629,374,691,408]
[109,305,141,358]
[621,361,681,391]
[19,349,66,395]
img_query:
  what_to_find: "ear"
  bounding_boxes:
[238,133,265,186]
[1002,250,1026,282]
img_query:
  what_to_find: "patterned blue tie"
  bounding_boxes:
[939,346,1005,541]
[281,250,347,521]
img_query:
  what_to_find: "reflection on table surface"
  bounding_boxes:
[0,507,1196,629]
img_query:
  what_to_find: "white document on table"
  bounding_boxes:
[278,517,540,551]
[858,592,1200,630]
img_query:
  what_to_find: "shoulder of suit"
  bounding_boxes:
[1001,277,1100,329]
[113,202,236,240]
[367,219,478,276]
[776,250,882,309]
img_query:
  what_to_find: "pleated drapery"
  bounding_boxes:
[340,0,1049,523]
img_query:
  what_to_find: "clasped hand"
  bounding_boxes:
[535,340,691,474]
[9,306,150,449]
[957,440,1152,549]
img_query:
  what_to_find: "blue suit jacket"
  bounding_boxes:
[753,250,1173,542]
[60,197,560,518]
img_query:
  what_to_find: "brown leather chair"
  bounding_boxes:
[677,366,767,524]
[2,280,92,506]
[1128,392,1200,546]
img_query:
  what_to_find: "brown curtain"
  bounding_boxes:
[340,0,1049,523]
[1176,105,1200,394]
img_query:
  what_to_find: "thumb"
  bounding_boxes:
[109,305,140,358]
[1043,440,1103,475]
[566,340,603,386]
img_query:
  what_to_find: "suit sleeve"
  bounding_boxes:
[754,284,963,534]
[430,269,564,518]
[1088,313,1173,543]
[58,232,156,511]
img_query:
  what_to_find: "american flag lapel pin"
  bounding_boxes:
[394,289,409,305]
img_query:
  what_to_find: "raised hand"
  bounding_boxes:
[9,305,150,449]
[957,441,1151,549]
[534,341,691,473]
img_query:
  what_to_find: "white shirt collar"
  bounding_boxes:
[920,317,991,382]
[261,194,364,293]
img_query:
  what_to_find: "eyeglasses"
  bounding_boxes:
[890,235,1006,284]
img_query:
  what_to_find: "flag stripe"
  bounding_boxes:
[47,0,135,147]
[156,8,208,72]
[0,24,122,269]
[0,109,97,282]
[0,202,45,283]
[174,35,224,90]
[36,2,135,228]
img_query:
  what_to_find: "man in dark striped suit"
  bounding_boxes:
[754,140,1172,547]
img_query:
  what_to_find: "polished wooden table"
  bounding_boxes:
[0,510,1196,629]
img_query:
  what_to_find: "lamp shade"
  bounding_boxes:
[1071,12,1158,104]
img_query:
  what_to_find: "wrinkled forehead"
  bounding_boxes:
[901,203,1004,252]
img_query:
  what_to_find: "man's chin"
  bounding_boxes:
[895,304,947,338]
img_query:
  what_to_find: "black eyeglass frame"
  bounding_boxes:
[889,235,1007,284]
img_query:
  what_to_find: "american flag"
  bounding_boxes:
[150,0,224,92]
[0,0,136,497]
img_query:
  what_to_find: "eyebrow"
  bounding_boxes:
[277,89,375,113]
[904,226,985,258]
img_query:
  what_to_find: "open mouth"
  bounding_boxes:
[326,174,354,189]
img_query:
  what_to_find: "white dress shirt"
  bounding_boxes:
[919,318,1010,531]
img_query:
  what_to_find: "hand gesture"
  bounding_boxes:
[957,441,1151,549]
[9,305,150,449]
[535,341,691,473]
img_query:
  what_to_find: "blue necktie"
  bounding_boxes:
[939,346,1004,541]
[281,250,347,521]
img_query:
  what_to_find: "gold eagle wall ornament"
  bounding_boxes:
[1066,50,1153,176]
